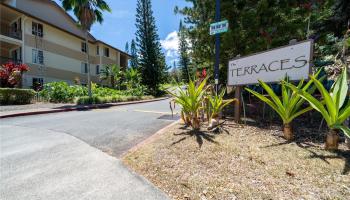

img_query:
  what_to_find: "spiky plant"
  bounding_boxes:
[285,67,349,150]
[206,88,236,128]
[168,78,208,130]
[245,72,323,140]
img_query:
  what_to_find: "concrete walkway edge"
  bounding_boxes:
[121,119,180,158]
[0,97,169,119]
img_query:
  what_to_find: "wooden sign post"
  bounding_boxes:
[234,86,242,123]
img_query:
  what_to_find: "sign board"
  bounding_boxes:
[210,20,229,35]
[227,40,313,86]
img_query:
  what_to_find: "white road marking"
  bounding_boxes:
[133,109,178,115]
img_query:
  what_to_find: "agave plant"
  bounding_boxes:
[206,88,236,129]
[285,67,349,150]
[245,72,322,140]
[168,78,208,130]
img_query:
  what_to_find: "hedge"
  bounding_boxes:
[76,95,154,105]
[0,88,36,105]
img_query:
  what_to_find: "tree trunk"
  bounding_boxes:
[192,116,200,130]
[181,111,191,126]
[325,129,339,150]
[85,31,92,98]
[283,123,293,141]
[208,114,219,130]
[111,75,115,88]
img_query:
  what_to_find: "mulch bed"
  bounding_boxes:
[122,119,350,200]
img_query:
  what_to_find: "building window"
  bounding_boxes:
[96,65,100,75]
[81,42,87,52]
[104,47,109,57]
[32,22,43,37]
[96,46,100,55]
[32,49,44,64]
[81,62,88,74]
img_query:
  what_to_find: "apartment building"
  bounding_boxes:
[0,0,130,89]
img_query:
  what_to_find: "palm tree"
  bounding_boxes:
[100,64,122,88]
[61,0,111,97]
[124,67,140,89]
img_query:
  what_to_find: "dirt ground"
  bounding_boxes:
[122,118,350,200]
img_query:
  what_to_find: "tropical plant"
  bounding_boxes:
[0,62,29,88]
[39,81,87,102]
[168,78,208,130]
[206,88,236,129]
[285,67,349,150]
[124,67,141,89]
[61,0,111,98]
[245,73,323,140]
[100,64,122,88]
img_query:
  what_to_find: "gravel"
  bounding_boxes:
[123,121,350,200]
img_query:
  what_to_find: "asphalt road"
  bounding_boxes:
[0,99,179,200]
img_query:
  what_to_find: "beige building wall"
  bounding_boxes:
[15,0,94,41]
[22,17,103,86]
[1,1,130,88]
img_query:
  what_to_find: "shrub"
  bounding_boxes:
[76,95,154,105]
[40,81,151,104]
[76,96,104,105]
[39,82,87,103]
[0,62,29,87]
[92,86,123,97]
[0,88,36,105]
[123,85,147,96]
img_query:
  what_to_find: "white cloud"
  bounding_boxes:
[160,31,179,65]
[161,31,179,51]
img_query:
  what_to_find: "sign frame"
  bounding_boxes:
[210,20,229,35]
[227,39,314,86]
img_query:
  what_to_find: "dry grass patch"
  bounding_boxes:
[122,121,350,200]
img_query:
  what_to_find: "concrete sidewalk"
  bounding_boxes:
[0,125,169,200]
[0,97,169,118]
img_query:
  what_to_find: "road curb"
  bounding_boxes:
[0,97,170,119]
[120,119,180,158]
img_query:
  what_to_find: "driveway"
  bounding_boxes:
[0,99,179,200]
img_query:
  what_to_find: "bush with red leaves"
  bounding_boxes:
[0,62,29,88]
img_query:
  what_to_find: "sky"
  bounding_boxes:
[54,0,191,66]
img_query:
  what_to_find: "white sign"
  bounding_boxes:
[227,40,312,86]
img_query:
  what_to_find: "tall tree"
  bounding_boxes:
[170,60,180,82]
[125,42,129,53]
[175,0,326,83]
[135,0,167,95]
[178,20,190,82]
[61,0,111,98]
[130,39,138,68]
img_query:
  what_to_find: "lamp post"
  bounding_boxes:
[214,0,220,94]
